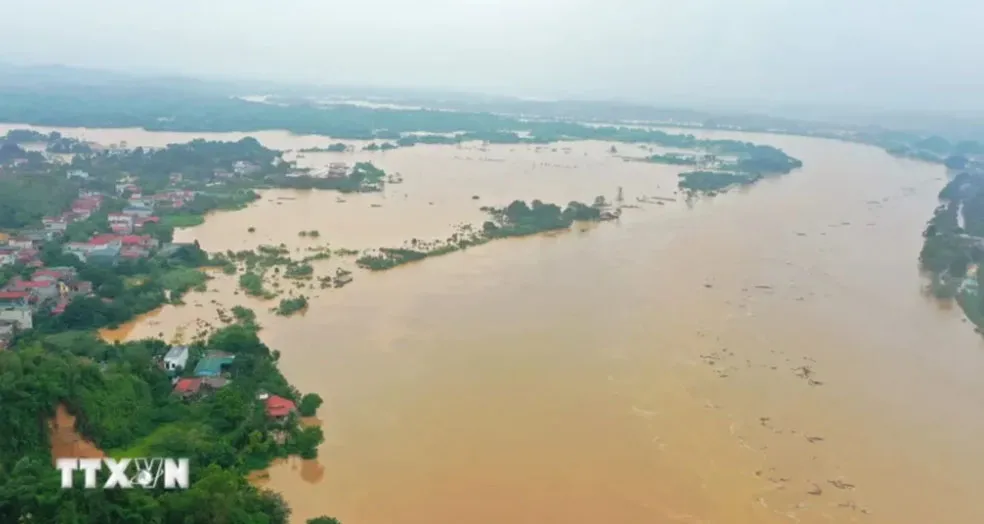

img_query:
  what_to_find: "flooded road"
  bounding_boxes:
[8,122,984,523]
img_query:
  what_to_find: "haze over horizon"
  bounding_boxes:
[2,0,982,116]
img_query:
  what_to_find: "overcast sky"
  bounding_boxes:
[2,0,982,113]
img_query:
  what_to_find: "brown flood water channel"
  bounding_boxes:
[9,122,984,523]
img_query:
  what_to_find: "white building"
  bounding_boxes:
[108,213,135,233]
[163,345,190,372]
[0,306,33,331]
[42,217,69,233]
[67,169,90,180]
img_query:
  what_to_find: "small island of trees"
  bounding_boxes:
[356,198,606,271]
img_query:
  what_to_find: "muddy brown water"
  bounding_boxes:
[49,404,105,462]
[7,122,984,523]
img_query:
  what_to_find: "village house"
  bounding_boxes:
[15,248,40,267]
[116,182,141,196]
[5,278,59,302]
[122,204,154,218]
[153,189,196,209]
[0,292,33,330]
[193,350,236,377]
[0,248,15,267]
[163,345,190,373]
[66,169,90,180]
[328,162,349,178]
[128,196,155,208]
[21,229,54,243]
[4,237,35,250]
[71,195,103,219]
[42,216,69,233]
[51,297,69,316]
[63,235,125,263]
[172,377,229,400]
[73,281,93,295]
[0,321,15,350]
[264,394,297,423]
[32,267,78,283]
[233,161,260,176]
[134,216,161,230]
[108,213,135,234]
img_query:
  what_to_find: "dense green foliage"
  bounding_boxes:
[299,143,347,153]
[238,272,272,298]
[274,296,308,316]
[484,199,602,238]
[283,263,314,279]
[299,394,324,417]
[0,323,327,523]
[308,517,343,524]
[918,169,984,329]
[0,173,81,228]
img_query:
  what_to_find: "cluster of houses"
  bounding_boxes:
[42,191,105,235]
[42,183,197,239]
[0,235,42,268]
[162,345,298,423]
[64,233,160,263]
[0,265,94,348]
[287,162,351,180]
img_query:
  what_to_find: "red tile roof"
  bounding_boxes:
[52,298,69,315]
[174,378,202,394]
[88,234,120,246]
[265,395,297,418]
[121,235,150,245]
[0,291,30,300]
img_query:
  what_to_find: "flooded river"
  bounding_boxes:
[7,122,984,523]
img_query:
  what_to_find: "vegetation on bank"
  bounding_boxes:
[299,143,347,153]
[677,171,762,195]
[364,142,398,151]
[271,161,388,193]
[919,169,984,329]
[0,86,803,171]
[28,241,216,333]
[0,323,330,524]
[357,199,605,271]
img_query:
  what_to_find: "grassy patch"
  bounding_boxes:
[161,214,206,229]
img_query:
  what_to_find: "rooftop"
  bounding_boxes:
[265,395,297,418]
[193,354,236,377]
[174,377,202,394]
[164,345,189,361]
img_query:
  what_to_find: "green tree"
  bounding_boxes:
[308,517,343,524]
[299,393,323,416]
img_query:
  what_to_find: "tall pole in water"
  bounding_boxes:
[616,186,624,204]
